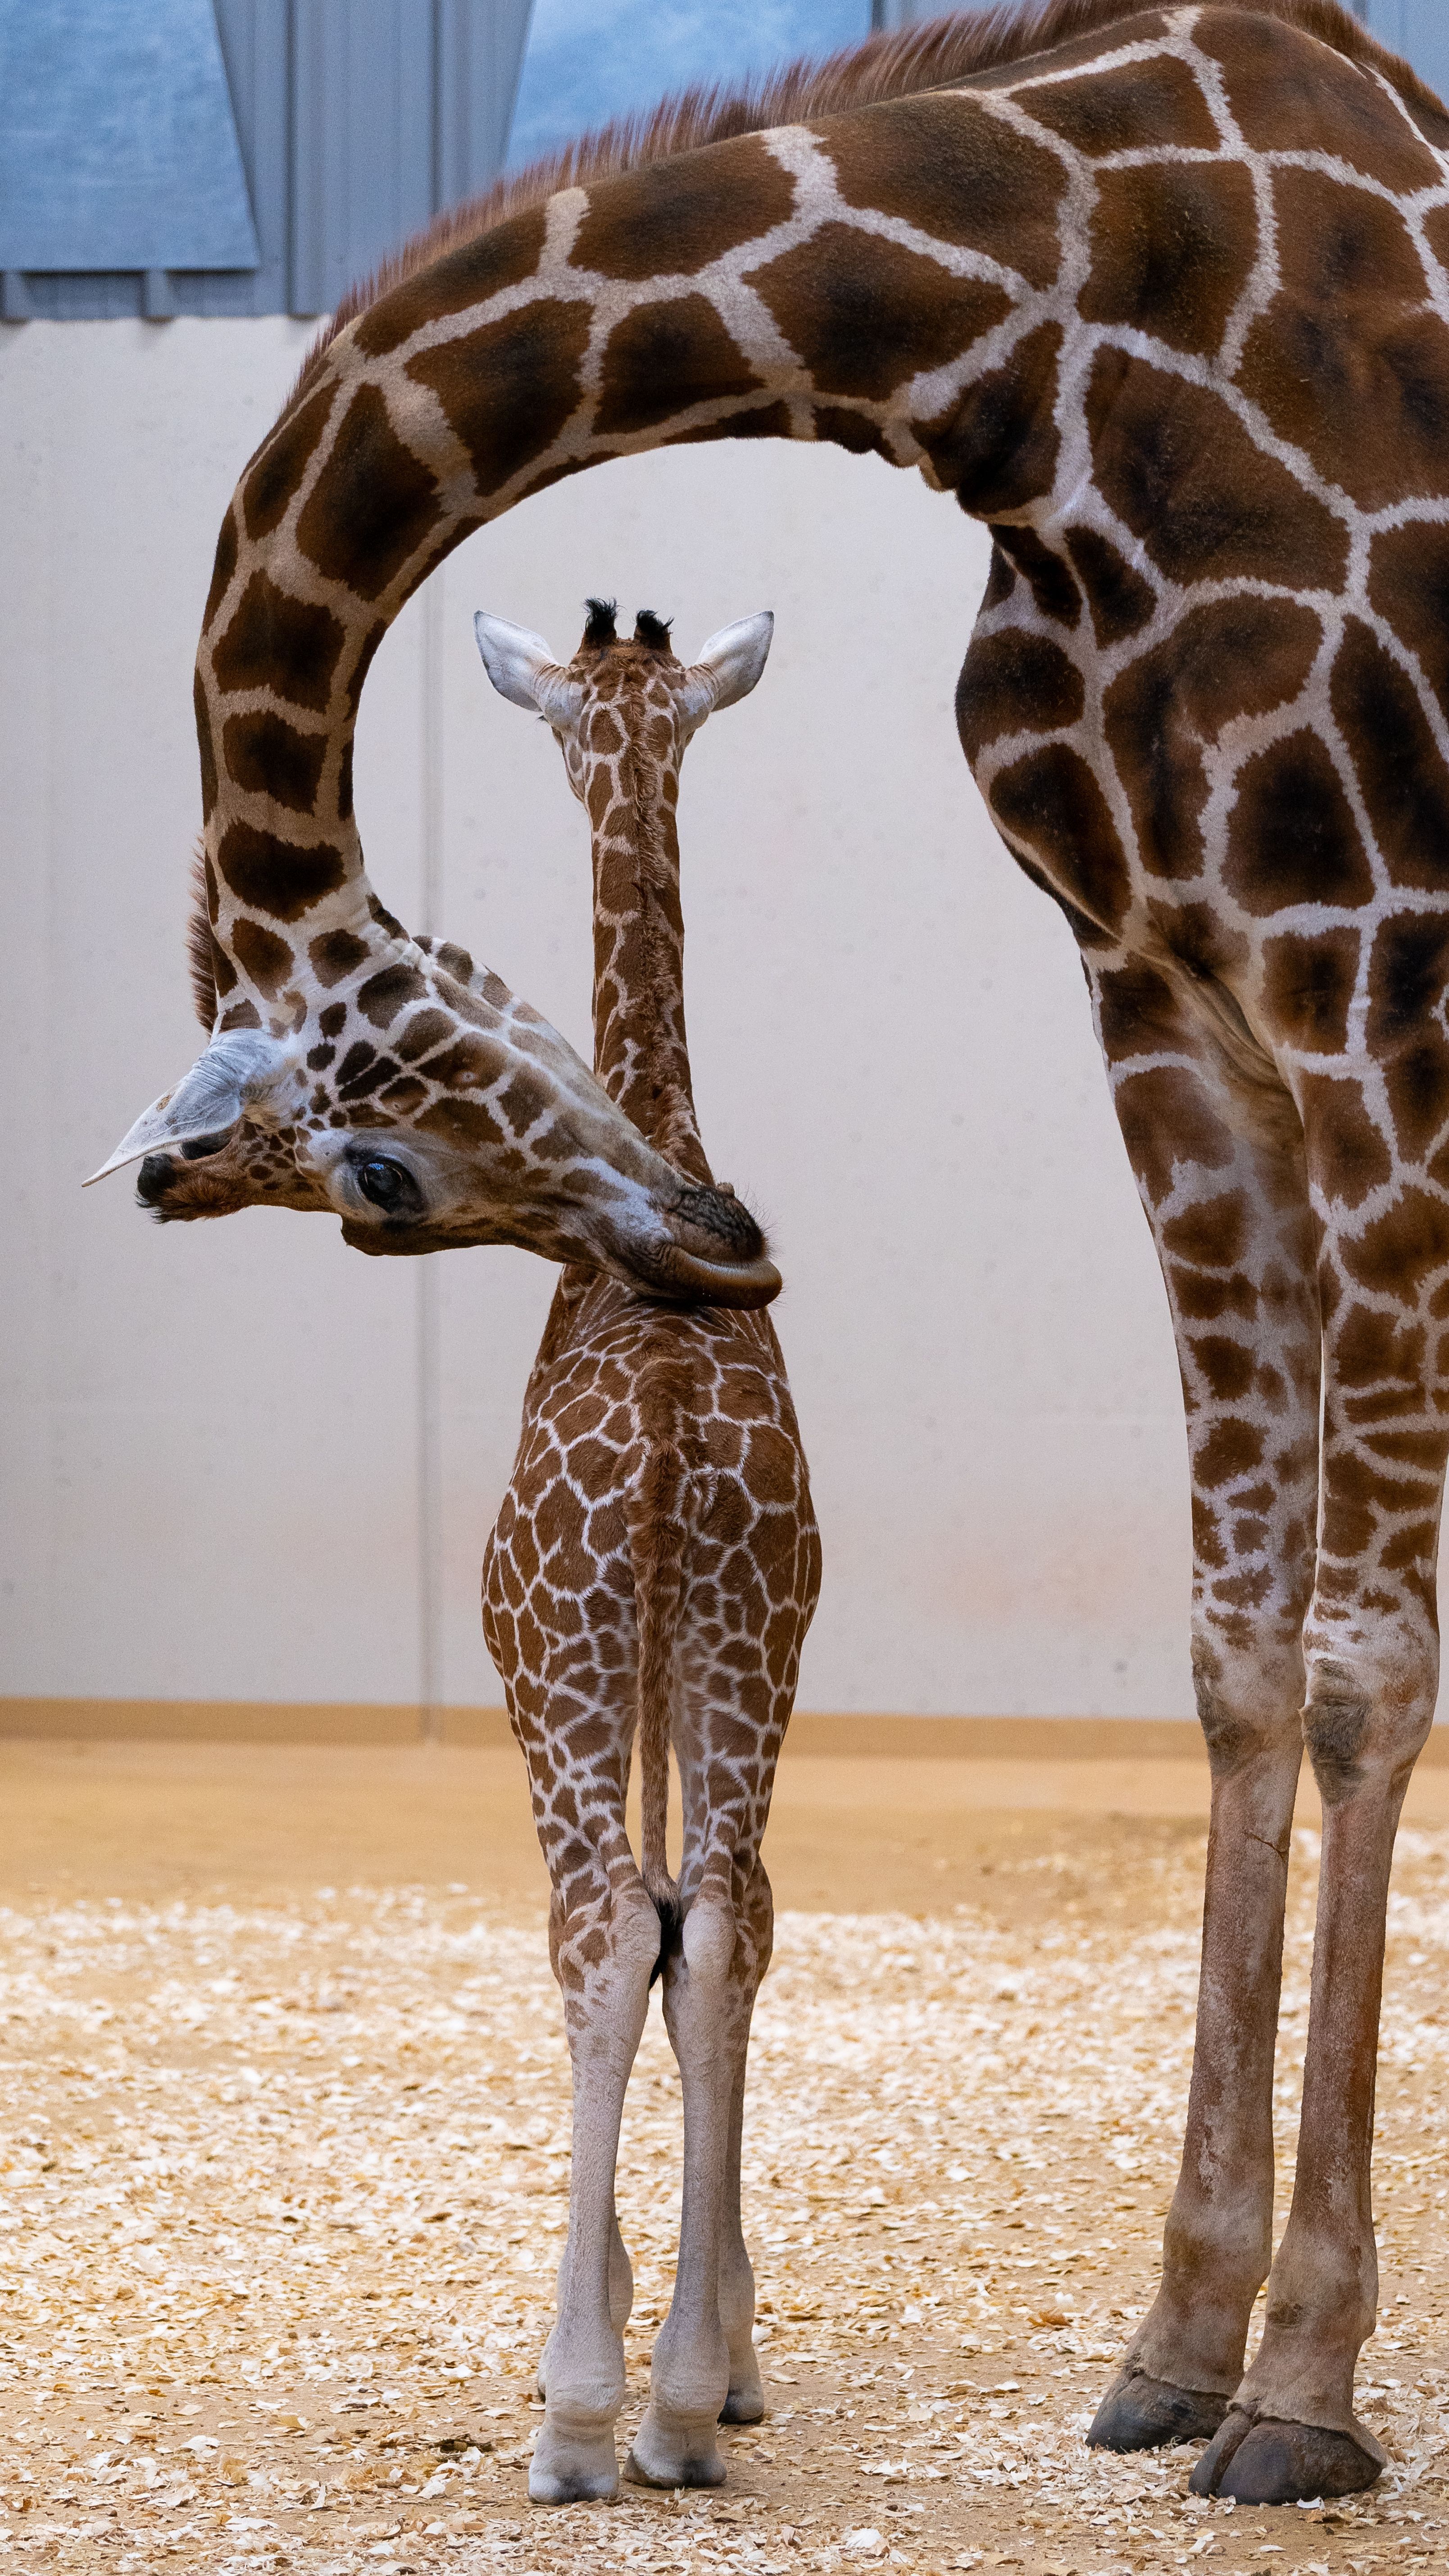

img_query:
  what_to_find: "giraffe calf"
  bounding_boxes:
[474,599,822,2503]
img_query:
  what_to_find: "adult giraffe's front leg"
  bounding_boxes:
[1190,1077,1446,2504]
[1084,961,1321,2454]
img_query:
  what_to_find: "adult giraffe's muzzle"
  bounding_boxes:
[341,1171,781,1308]
[637,1184,781,1308]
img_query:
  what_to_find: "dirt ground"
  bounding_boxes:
[2,1742,1448,2576]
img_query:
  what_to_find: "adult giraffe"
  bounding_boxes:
[100,0,1449,2506]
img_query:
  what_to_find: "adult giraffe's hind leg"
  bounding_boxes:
[1082,961,1320,2457]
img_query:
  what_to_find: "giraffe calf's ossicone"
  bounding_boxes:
[477,602,819,2504]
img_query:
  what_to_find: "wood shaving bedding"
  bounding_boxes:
[1,1826,1447,2573]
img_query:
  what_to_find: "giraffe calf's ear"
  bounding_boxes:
[84,1031,295,1186]
[679,611,774,723]
[473,610,583,728]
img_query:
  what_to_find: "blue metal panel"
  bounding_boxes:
[0,0,259,270]
[0,1,583,322]
[212,0,293,314]
[291,0,439,316]
[437,0,534,203]
[1357,1,1449,107]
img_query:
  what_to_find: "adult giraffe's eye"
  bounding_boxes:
[354,1157,422,1217]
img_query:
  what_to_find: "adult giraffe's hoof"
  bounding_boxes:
[1089,2369,1230,2451]
[1189,2410,1380,2502]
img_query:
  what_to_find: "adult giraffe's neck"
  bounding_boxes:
[197,105,1064,1013]
[588,727,711,1190]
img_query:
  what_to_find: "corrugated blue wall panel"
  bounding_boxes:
[4,0,531,323]
[437,0,533,201]
[0,0,259,270]
[1357,1,1449,105]
[291,0,438,316]
[211,0,293,316]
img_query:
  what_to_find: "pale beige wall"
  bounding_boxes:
[1,317,1197,1718]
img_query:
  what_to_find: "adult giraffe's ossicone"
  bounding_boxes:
[107,0,1449,2503]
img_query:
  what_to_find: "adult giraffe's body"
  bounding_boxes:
[103,0,1449,2506]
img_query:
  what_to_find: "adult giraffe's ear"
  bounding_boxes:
[678,611,774,724]
[84,1031,296,1186]
[473,611,584,728]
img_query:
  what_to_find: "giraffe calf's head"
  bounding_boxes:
[473,597,774,802]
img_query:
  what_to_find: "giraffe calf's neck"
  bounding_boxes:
[475,599,820,2503]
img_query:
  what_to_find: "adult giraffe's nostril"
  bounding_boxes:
[136,1153,178,1206]
[669,1183,765,1264]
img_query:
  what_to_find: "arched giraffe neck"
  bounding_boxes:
[585,687,711,1189]
[198,96,1071,1015]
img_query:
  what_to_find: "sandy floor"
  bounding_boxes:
[2,1743,1447,2576]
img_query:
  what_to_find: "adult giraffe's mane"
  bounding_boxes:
[288,0,1444,412]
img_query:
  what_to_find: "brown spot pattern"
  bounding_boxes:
[1021,52,1220,155]
[211,573,347,715]
[1081,162,1257,357]
[924,320,1063,518]
[1086,350,1349,592]
[221,711,327,815]
[1224,734,1374,917]
[991,742,1131,937]
[354,208,550,360]
[569,132,796,279]
[218,822,347,923]
[295,385,443,601]
[407,300,593,498]
[241,382,337,542]
[1104,598,1321,881]
[823,96,1065,290]
[596,295,762,433]
[747,226,1011,401]
[1331,620,1449,891]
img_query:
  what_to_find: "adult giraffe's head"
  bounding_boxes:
[88,596,779,1306]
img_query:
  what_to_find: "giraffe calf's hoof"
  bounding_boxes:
[527,2422,620,2506]
[1190,2412,1381,2504]
[528,2450,620,2506]
[719,2384,765,2425]
[1089,2370,1230,2451]
[625,2426,727,2490]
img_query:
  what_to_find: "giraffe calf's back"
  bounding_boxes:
[484,1274,818,1799]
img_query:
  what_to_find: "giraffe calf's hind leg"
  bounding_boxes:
[530,1878,659,2506]
[627,1884,742,2488]
[716,1884,772,2423]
